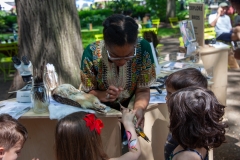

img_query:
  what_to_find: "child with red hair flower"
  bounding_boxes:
[55,109,140,160]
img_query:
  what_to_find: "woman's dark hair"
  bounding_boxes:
[103,14,138,46]
[55,111,108,160]
[165,68,208,90]
[167,87,227,150]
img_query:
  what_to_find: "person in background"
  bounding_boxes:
[134,17,142,30]
[97,3,103,9]
[124,9,133,17]
[164,68,208,160]
[0,114,38,160]
[233,12,240,26]
[208,2,240,42]
[167,87,227,160]
[226,3,235,25]
[143,13,152,28]
[229,0,240,59]
[80,14,156,128]
[55,109,141,160]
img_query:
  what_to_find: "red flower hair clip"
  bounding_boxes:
[83,114,104,135]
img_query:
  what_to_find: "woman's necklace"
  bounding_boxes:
[102,45,130,101]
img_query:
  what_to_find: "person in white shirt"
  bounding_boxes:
[209,2,240,42]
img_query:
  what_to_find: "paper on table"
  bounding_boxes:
[0,101,31,119]
[48,98,111,120]
[209,42,229,49]
[149,91,166,103]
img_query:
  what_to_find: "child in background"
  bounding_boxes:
[164,68,208,159]
[55,108,140,160]
[0,114,28,160]
[167,87,227,160]
[143,13,152,28]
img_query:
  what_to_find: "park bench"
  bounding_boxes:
[94,34,103,41]
[152,19,160,30]
[0,43,18,81]
[169,17,179,28]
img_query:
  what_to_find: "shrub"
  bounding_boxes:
[132,5,149,20]
[79,9,113,27]
[3,15,17,30]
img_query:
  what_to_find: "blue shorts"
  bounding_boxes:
[216,31,232,42]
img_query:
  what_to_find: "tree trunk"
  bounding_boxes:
[10,0,83,92]
[166,0,176,21]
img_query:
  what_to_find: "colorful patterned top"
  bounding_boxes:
[80,38,156,107]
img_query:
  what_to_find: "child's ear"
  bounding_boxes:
[0,147,4,158]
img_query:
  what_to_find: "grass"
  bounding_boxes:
[0,33,15,41]
[81,25,103,49]
[0,26,180,49]
[81,25,181,48]
[157,28,180,38]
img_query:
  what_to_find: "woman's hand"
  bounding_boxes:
[106,85,123,102]
[135,108,145,128]
[217,7,223,16]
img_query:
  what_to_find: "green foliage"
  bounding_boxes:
[185,0,202,5]
[176,1,210,20]
[132,5,149,19]
[145,0,167,21]
[3,15,17,29]
[177,10,189,20]
[0,19,8,33]
[0,11,17,33]
[106,0,134,14]
[79,9,113,27]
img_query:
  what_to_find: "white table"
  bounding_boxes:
[2,45,228,159]
[0,98,122,160]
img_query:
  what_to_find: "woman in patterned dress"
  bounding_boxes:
[80,14,156,128]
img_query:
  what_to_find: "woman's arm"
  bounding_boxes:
[110,108,141,160]
[133,88,150,128]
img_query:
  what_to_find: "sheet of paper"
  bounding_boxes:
[209,42,229,49]
[0,101,31,119]
[150,91,166,103]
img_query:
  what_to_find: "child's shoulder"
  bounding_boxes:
[173,150,203,160]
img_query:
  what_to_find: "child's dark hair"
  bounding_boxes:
[103,14,138,46]
[0,114,28,151]
[167,87,227,150]
[165,68,208,90]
